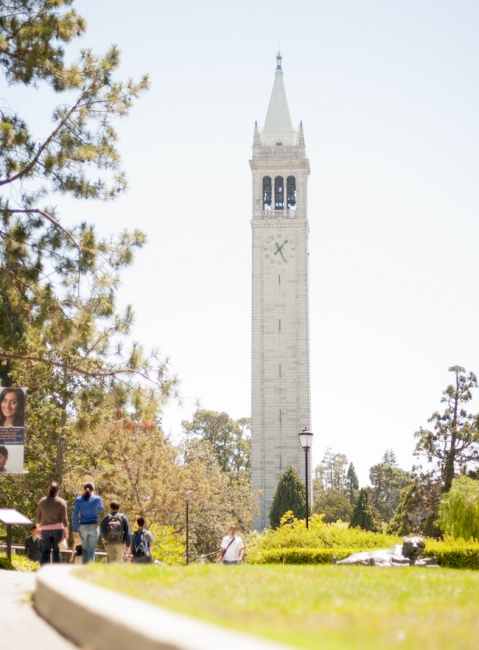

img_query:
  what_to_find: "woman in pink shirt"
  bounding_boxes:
[36,481,69,565]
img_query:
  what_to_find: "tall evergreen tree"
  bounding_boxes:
[0,0,152,385]
[269,466,306,529]
[345,462,359,504]
[415,366,479,492]
[350,488,381,532]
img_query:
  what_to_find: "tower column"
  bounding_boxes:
[250,55,311,530]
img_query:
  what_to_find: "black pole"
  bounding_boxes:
[6,524,12,562]
[305,449,309,530]
[186,500,189,565]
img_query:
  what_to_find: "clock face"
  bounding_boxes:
[263,233,295,266]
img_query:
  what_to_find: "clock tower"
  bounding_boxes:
[250,54,311,530]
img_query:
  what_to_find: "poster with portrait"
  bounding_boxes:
[0,387,27,474]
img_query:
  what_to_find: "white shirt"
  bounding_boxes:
[221,535,244,561]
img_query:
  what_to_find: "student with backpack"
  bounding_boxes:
[100,501,131,563]
[129,516,153,563]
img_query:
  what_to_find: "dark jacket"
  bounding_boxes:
[25,535,41,562]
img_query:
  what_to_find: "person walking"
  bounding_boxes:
[129,517,154,563]
[72,481,104,564]
[219,525,245,565]
[24,525,41,562]
[100,500,131,563]
[36,482,69,565]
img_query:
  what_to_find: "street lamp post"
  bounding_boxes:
[185,489,193,565]
[298,428,314,529]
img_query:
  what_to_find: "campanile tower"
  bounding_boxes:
[250,54,311,530]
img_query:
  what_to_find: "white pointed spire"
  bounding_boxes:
[261,53,297,146]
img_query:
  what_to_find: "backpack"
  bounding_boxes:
[132,529,150,559]
[106,514,124,544]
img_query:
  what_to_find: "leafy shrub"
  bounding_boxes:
[247,511,402,562]
[0,553,38,572]
[437,476,479,540]
[246,516,479,569]
[148,524,185,566]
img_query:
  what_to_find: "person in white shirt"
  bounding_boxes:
[220,525,245,565]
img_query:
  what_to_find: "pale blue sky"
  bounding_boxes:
[12,1,479,485]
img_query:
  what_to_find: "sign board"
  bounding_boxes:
[0,508,32,526]
[0,387,27,474]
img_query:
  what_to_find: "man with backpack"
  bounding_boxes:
[129,516,154,563]
[100,501,131,563]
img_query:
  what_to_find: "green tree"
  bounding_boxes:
[387,474,442,538]
[345,462,359,504]
[0,2,177,521]
[313,448,348,498]
[0,0,149,380]
[437,475,479,541]
[269,465,306,529]
[369,452,411,522]
[312,489,352,523]
[350,488,381,532]
[415,366,479,492]
[182,409,250,476]
[180,439,258,559]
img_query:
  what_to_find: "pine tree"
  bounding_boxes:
[269,466,306,529]
[345,463,359,504]
[0,0,150,382]
[350,488,381,532]
[415,366,479,491]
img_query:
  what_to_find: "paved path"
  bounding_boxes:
[1,571,77,648]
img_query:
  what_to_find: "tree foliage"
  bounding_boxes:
[269,465,306,529]
[182,409,250,476]
[369,451,411,522]
[0,0,161,390]
[0,1,177,535]
[387,474,442,538]
[345,462,359,504]
[312,489,352,523]
[437,475,479,541]
[350,488,381,533]
[313,448,348,498]
[415,366,479,492]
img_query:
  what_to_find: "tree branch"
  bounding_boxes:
[0,351,159,385]
[1,208,80,250]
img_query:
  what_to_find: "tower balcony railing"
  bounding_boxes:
[260,209,298,219]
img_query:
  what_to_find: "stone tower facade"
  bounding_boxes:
[250,55,311,531]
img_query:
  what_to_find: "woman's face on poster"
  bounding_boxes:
[1,391,19,421]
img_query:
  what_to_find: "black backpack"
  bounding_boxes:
[106,513,124,544]
[132,529,150,559]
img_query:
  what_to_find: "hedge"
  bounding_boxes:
[248,548,360,565]
[247,545,479,569]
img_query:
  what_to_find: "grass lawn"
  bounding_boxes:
[78,563,479,650]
